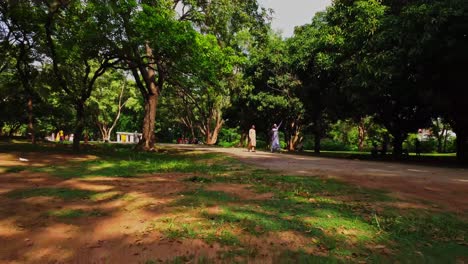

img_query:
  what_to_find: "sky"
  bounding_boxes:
[258,0,332,38]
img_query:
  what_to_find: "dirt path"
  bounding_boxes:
[170,145,468,212]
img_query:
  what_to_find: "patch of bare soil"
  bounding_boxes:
[0,151,217,263]
[335,173,468,213]
[0,152,97,168]
[0,153,294,264]
[206,183,274,200]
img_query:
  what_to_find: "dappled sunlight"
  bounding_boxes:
[0,219,24,237]
[0,144,466,263]
[57,179,115,192]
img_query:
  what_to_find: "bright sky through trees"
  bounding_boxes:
[258,0,332,37]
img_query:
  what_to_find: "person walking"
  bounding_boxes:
[248,125,256,152]
[270,121,282,152]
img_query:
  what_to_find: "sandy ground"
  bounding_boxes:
[169,145,468,212]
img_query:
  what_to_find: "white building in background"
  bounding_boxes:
[116,131,142,143]
[418,128,456,141]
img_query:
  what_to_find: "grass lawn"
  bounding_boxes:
[0,141,466,263]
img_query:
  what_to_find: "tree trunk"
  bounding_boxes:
[443,129,449,153]
[287,137,294,151]
[138,92,158,150]
[454,127,468,163]
[288,129,302,151]
[392,133,405,158]
[27,97,35,144]
[358,119,366,151]
[103,129,110,142]
[238,132,247,148]
[135,42,161,151]
[314,126,321,154]
[437,135,443,153]
[73,101,85,152]
[205,116,223,145]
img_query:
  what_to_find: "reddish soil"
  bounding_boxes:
[0,152,314,263]
[0,152,205,263]
[1,146,467,263]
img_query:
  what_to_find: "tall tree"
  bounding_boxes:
[41,0,118,150]
[93,0,268,150]
[289,12,345,153]
[1,1,42,143]
[327,0,433,157]
[402,0,468,161]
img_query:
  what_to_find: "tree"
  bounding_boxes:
[234,32,305,150]
[1,1,43,143]
[289,12,345,153]
[88,70,140,142]
[400,0,468,161]
[41,1,119,151]
[92,0,268,150]
[326,0,434,157]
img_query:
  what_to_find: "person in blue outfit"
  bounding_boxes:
[270,121,282,152]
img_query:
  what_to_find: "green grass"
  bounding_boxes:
[1,142,466,263]
[164,170,467,263]
[0,166,26,173]
[47,209,86,218]
[46,208,107,219]
[27,152,233,179]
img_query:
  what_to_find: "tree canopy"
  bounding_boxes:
[1,0,467,162]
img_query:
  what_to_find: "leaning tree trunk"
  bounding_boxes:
[287,123,302,151]
[203,111,224,145]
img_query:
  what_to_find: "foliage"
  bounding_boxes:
[87,70,141,141]
[217,127,241,147]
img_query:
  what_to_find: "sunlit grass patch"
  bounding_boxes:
[0,166,26,174]
[7,187,97,200]
[47,208,108,219]
[148,211,242,246]
[90,191,122,202]
[173,189,239,207]
[47,209,85,218]
[26,149,238,179]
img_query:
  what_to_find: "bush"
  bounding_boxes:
[217,127,241,148]
[320,138,351,151]
[256,139,268,149]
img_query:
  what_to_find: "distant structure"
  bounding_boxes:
[418,128,456,141]
[417,129,432,141]
[116,131,142,143]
